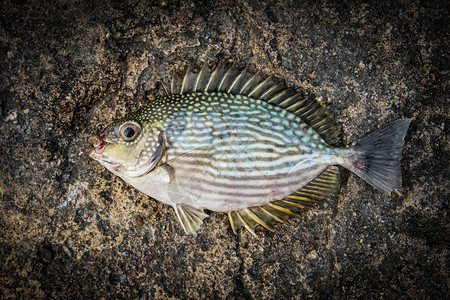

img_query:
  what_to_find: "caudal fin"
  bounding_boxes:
[345,119,411,195]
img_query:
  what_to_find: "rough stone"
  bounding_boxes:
[0,0,448,298]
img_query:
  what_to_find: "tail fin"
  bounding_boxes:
[345,119,411,195]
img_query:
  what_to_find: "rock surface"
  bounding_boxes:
[0,0,448,298]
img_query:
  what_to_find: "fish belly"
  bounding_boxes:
[175,163,330,211]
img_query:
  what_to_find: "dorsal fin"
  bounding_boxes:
[228,166,340,236]
[166,64,341,144]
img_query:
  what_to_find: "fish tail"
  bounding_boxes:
[343,119,411,195]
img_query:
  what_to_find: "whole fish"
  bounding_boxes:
[89,64,410,235]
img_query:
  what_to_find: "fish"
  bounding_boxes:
[89,64,411,236]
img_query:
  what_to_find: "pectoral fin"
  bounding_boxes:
[173,204,209,234]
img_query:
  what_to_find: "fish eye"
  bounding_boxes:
[118,121,141,142]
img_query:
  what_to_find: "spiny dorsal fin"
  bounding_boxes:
[167,64,341,145]
[228,166,340,236]
[173,204,209,234]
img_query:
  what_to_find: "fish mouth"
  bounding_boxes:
[88,135,120,170]
[89,134,107,155]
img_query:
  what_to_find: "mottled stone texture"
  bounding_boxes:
[0,0,448,298]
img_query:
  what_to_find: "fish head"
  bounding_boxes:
[89,117,166,178]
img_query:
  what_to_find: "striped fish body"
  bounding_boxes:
[156,91,342,212]
[89,65,410,235]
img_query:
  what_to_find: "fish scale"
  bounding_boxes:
[165,93,325,173]
[89,64,410,236]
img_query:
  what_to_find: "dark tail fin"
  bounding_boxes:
[345,119,411,195]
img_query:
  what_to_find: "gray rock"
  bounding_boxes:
[0,1,447,298]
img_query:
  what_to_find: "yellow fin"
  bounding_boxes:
[173,204,208,234]
[227,166,340,235]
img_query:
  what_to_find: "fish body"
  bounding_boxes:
[89,65,410,235]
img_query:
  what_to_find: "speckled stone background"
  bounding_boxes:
[0,0,448,298]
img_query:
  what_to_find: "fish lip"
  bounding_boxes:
[89,134,107,154]
[94,141,106,154]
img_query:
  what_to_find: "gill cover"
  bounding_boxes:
[119,131,167,178]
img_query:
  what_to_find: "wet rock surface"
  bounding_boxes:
[0,1,448,298]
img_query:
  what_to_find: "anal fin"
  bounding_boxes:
[173,204,209,234]
[228,166,340,235]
